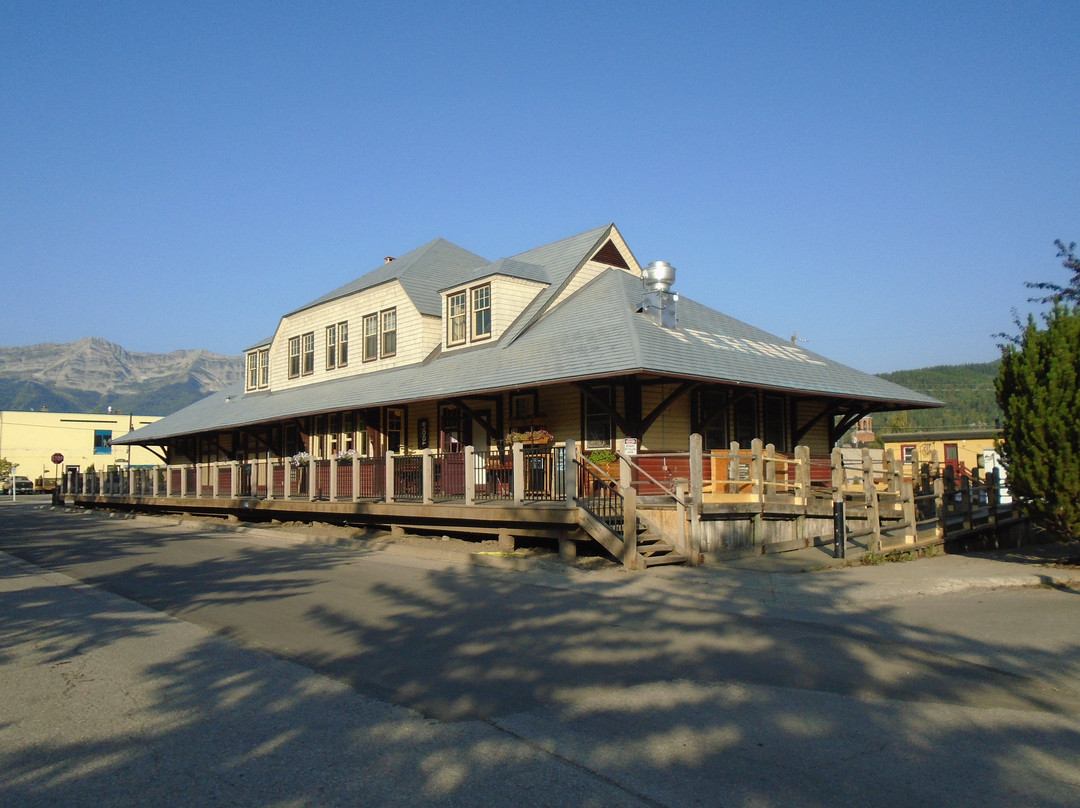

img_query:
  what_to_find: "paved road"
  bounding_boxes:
[3,500,1079,807]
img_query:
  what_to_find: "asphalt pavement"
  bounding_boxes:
[2,500,1079,807]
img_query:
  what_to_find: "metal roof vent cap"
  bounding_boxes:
[642,261,676,293]
[638,261,678,329]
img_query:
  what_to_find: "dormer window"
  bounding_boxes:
[446,283,492,346]
[247,347,270,390]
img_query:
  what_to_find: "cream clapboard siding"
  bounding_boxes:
[536,384,581,444]
[419,314,442,354]
[548,260,638,313]
[640,382,692,452]
[492,277,546,337]
[796,400,833,454]
[267,282,427,392]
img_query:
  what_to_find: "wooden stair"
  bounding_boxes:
[576,505,688,568]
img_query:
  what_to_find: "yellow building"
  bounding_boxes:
[0,410,163,489]
[882,429,1002,478]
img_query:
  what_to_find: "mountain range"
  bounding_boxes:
[0,337,244,415]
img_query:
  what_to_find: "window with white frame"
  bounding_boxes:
[472,284,491,339]
[326,324,338,369]
[258,348,269,387]
[363,314,378,361]
[326,322,348,369]
[301,332,315,375]
[381,308,397,357]
[288,336,301,378]
[448,291,467,345]
[338,322,348,365]
[247,353,259,390]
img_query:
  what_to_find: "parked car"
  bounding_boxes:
[1,475,34,494]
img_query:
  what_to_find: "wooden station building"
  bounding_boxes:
[103,224,940,565]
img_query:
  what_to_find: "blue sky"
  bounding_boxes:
[3,1,1077,373]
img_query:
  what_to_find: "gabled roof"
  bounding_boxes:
[289,238,490,318]
[499,224,617,343]
[116,252,940,446]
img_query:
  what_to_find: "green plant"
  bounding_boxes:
[997,302,1080,538]
[588,449,617,463]
[506,428,553,443]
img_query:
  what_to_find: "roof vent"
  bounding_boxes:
[642,261,676,293]
[638,261,678,329]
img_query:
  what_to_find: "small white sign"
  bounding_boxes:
[623,437,639,456]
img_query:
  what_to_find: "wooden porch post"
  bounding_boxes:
[688,433,703,565]
[512,442,525,504]
[862,448,881,553]
[623,485,639,569]
[385,451,395,504]
[901,479,917,543]
[464,445,477,505]
[422,448,433,505]
[329,457,338,501]
[563,440,577,507]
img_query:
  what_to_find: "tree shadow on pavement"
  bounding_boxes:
[2,505,1079,807]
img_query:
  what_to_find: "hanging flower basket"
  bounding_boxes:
[506,428,553,446]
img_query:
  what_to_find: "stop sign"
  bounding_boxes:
[51,453,64,465]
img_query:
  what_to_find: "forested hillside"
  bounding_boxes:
[875,361,1001,435]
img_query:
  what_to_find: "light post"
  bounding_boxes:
[10,463,18,501]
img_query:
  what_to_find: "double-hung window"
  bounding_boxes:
[363,314,379,361]
[326,322,348,369]
[472,284,491,339]
[301,332,315,375]
[247,353,259,390]
[258,348,269,387]
[288,336,301,378]
[448,291,467,345]
[338,322,348,365]
[381,308,397,357]
[326,324,338,369]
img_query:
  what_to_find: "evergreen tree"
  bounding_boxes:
[996,248,1080,537]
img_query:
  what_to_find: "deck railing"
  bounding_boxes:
[65,437,1016,559]
[67,444,575,508]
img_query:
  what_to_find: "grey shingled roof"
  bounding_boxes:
[116,256,939,446]
[440,257,551,289]
[289,238,490,318]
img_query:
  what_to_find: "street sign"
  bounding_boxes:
[51,453,65,465]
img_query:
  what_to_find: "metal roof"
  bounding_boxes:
[115,229,941,446]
